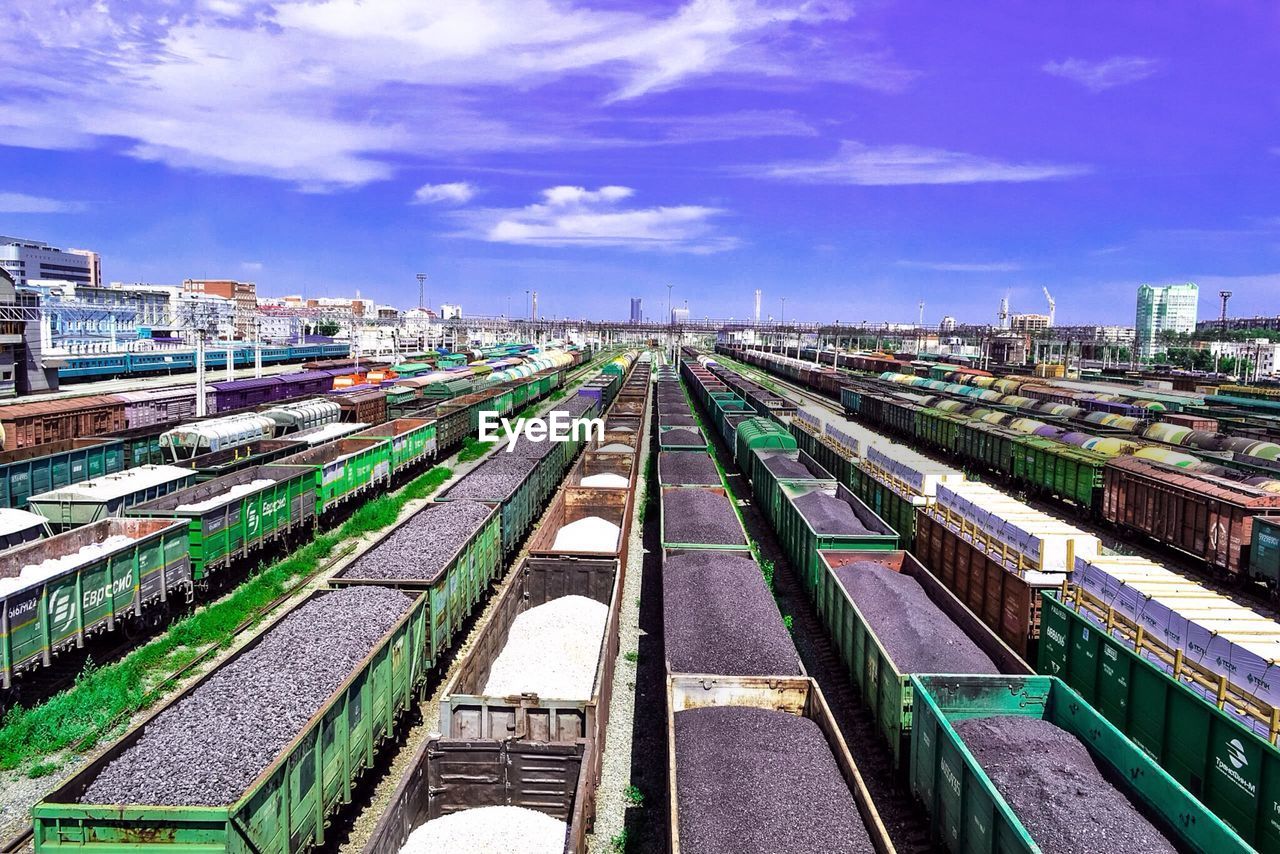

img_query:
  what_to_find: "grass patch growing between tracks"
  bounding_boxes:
[458,436,494,462]
[0,464,453,774]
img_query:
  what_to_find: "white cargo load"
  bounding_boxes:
[864,444,964,498]
[935,481,1099,572]
[1074,554,1280,715]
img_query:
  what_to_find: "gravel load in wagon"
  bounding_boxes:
[660,413,698,427]
[443,455,537,501]
[835,561,999,674]
[506,433,557,460]
[675,705,873,854]
[482,594,609,700]
[794,491,871,535]
[340,501,493,582]
[399,805,568,853]
[659,451,720,486]
[558,395,596,418]
[552,516,621,552]
[660,428,704,448]
[663,551,799,676]
[952,716,1178,854]
[762,454,819,480]
[662,488,746,546]
[81,586,414,806]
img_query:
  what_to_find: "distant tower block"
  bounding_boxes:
[1220,290,1232,322]
[754,289,762,323]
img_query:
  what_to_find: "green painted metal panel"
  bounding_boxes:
[33,590,429,854]
[1251,518,1280,585]
[774,481,898,599]
[911,674,1254,854]
[855,472,922,552]
[749,448,834,530]
[1,520,191,689]
[1039,594,1280,851]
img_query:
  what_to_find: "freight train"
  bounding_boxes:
[680,351,1261,853]
[0,350,595,705]
[30,351,645,854]
[720,344,1280,589]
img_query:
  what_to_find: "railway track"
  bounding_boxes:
[719,352,1280,617]
[0,350,619,854]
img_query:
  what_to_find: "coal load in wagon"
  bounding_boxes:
[793,491,870,535]
[660,428,703,448]
[674,706,873,854]
[659,452,721,486]
[659,413,698,427]
[662,489,745,546]
[663,551,798,676]
[341,501,492,583]
[444,456,538,502]
[952,716,1178,854]
[761,454,817,480]
[835,561,998,674]
[81,586,413,806]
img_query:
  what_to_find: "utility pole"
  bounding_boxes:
[254,319,262,378]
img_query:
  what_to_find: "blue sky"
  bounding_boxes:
[2,0,1278,324]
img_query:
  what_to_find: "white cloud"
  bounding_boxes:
[459,185,735,253]
[0,0,894,189]
[0,193,85,213]
[1042,56,1160,92]
[752,141,1090,185]
[412,182,476,205]
[897,260,1021,272]
[241,261,264,272]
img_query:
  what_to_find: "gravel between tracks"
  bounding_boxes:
[661,488,746,546]
[793,490,870,535]
[673,705,874,854]
[82,586,413,806]
[658,451,720,486]
[662,551,799,676]
[835,561,999,674]
[340,501,493,582]
[953,716,1178,854]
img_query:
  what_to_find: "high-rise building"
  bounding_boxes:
[1136,282,1198,358]
[630,297,642,323]
[183,279,258,339]
[0,236,95,286]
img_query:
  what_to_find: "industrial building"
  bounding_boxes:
[0,236,96,287]
[182,279,258,339]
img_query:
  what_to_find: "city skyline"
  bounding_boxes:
[1,2,1277,323]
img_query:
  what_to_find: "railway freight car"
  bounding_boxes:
[27,465,197,530]
[910,675,1250,854]
[1104,454,1280,578]
[273,437,391,518]
[33,586,429,854]
[125,465,318,583]
[1,518,191,691]
[0,396,128,451]
[0,437,126,509]
[359,737,592,853]
[1040,591,1280,850]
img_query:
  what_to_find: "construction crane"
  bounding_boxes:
[1042,286,1056,327]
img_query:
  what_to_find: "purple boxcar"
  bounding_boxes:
[211,377,284,412]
